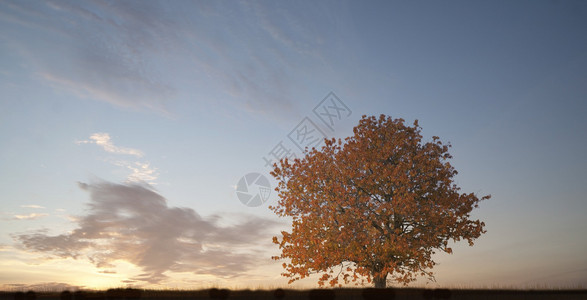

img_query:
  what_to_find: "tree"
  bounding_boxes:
[270,115,490,288]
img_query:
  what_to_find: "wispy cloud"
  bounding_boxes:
[112,160,159,184]
[13,213,49,220]
[20,205,45,209]
[77,133,158,184]
[76,133,143,157]
[13,181,280,284]
[0,1,340,117]
[1,0,175,114]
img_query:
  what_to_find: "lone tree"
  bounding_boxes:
[270,115,489,288]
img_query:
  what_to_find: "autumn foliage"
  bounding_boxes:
[270,115,489,288]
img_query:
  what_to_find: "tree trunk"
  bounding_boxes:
[373,273,387,288]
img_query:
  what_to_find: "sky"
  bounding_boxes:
[1,0,586,291]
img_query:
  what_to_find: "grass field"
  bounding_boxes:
[1,287,586,300]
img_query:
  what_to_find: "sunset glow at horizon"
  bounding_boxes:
[1,0,586,291]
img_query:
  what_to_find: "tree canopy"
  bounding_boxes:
[270,115,490,288]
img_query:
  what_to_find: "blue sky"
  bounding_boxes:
[1,0,586,290]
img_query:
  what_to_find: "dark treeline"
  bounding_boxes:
[1,288,587,300]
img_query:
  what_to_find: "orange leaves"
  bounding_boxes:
[270,115,489,288]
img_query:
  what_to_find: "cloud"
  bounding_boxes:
[112,160,159,184]
[20,205,45,209]
[1,1,340,117]
[77,133,143,157]
[13,181,280,284]
[126,162,158,183]
[77,132,159,184]
[13,213,48,220]
[1,0,175,113]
